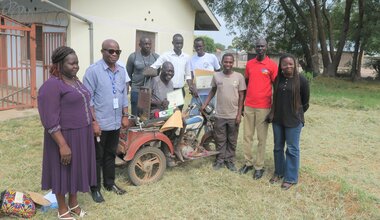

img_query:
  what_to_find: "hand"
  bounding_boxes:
[235,114,242,125]
[122,116,130,128]
[162,99,169,109]
[265,115,273,123]
[92,121,102,137]
[201,104,206,112]
[189,84,198,97]
[59,144,72,165]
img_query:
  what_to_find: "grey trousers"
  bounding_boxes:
[214,117,239,163]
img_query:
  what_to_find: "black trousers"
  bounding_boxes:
[213,117,239,163]
[91,129,120,191]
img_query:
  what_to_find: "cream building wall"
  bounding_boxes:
[68,0,197,79]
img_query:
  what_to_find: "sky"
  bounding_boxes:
[194,15,236,47]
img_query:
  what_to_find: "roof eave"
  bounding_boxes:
[190,0,220,31]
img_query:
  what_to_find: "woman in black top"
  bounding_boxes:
[267,53,310,190]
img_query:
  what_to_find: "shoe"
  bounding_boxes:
[269,174,283,184]
[281,182,296,190]
[225,161,237,172]
[212,161,225,170]
[253,169,265,180]
[58,209,76,220]
[238,165,253,174]
[91,190,105,203]
[105,184,127,195]
[69,204,86,218]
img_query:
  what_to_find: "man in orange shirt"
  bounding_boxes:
[239,38,278,179]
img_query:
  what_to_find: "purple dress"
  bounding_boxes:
[38,77,96,194]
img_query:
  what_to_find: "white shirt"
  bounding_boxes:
[189,53,221,95]
[150,50,191,88]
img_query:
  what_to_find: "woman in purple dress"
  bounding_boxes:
[38,46,96,219]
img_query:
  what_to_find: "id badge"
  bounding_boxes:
[113,98,119,109]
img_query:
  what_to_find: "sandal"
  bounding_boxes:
[269,175,283,184]
[281,182,296,190]
[69,204,87,218]
[58,209,76,220]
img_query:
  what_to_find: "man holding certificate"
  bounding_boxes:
[150,61,174,112]
[188,37,221,114]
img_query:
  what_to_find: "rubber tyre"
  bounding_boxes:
[127,146,166,186]
[202,135,216,151]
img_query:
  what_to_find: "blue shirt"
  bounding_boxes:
[83,59,128,131]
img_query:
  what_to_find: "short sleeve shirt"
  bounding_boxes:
[189,53,221,96]
[151,76,174,109]
[245,56,278,108]
[211,71,246,119]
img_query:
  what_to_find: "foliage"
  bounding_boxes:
[301,71,314,84]
[206,0,380,77]
[195,35,216,53]
[214,43,226,51]
[364,57,380,80]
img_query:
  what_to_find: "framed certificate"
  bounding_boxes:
[194,69,214,89]
[167,89,184,108]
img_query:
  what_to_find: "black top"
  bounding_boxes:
[273,74,310,127]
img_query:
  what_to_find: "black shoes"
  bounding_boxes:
[253,169,265,180]
[212,161,225,170]
[238,165,253,174]
[225,161,237,172]
[105,184,127,195]
[91,190,105,203]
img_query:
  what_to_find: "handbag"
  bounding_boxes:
[1,189,36,218]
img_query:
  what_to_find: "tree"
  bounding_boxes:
[206,0,359,76]
[195,35,216,53]
[214,43,226,51]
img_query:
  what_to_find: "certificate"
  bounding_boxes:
[194,69,214,89]
[167,89,184,108]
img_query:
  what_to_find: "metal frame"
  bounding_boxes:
[0,15,36,110]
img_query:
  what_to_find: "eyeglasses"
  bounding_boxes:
[102,49,122,55]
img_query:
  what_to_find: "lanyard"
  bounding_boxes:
[107,71,116,95]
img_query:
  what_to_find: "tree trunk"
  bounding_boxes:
[322,0,335,61]
[326,0,354,77]
[314,0,331,72]
[351,0,364,81]
[356,48,364,79]
[289,0,320,75]
[305,0,321,75]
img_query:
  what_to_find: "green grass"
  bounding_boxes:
[310,76,380,110]
[0,78,379,219]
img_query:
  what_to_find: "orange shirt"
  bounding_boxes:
[245,56,278,108]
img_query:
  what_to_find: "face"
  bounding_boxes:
[194,40,205,56]
[102,40,120,65]
[280,57,295,77]
[172,36,184,52]
[62,53,79,78]
[161,63,174,83]
[140,38,152,54]
[222,55,234,73]
[255,39,267,56]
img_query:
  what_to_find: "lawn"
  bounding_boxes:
[0,76,379,219]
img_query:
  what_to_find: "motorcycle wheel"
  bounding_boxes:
[202,135,216,151]
[127,146,166,186]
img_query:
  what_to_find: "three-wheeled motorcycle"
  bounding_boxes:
[117,98,218,186]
